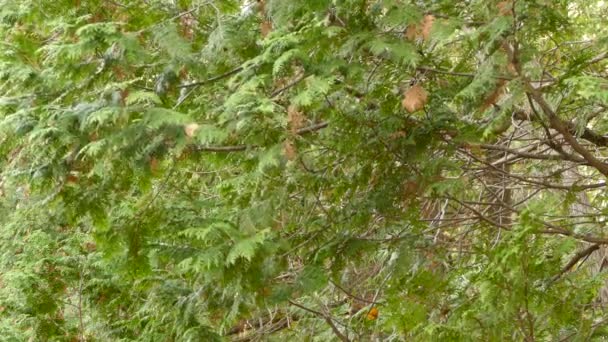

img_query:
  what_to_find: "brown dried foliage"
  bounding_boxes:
[260,21,273,37]
[402,84,429,113]
[481,79,507,111]
[150,157,160,175]
[283,139,297,161]
[258,0,272,37]
[287,104,305,134]
[404,14,435,41]
[497,1,513,16]
[180,12,197,40]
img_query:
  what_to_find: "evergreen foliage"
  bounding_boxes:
[0,0,608,340]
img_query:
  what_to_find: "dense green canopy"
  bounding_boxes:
[1,0,608,340]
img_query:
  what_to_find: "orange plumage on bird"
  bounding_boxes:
[366,307,379,320]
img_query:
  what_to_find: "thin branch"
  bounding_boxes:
[178,66,244,88]
[511,109,608,152]
[288,300,350,342]
[449,191,608,245]
[476,143,585,163]
[502,42,608,176]
[296,121,328,135]
[417,66,554,84]
[528,90,608,176]
[448,196,512,230]
[195,144,249,152]
[329,280,381,305]
[588,51,608,65]
[270,74,306,98]
[551,244,600,283]
[416,67,513,80]
[457,147,606,191]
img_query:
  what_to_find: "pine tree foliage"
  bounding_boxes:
[1,0,608,340]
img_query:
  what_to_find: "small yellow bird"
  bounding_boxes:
[366,307,379,321]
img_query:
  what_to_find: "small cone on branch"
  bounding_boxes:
[401,84,428,113]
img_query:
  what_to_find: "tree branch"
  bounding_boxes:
[502,42,608,176]
[476,143,586,163]
[288,300,350,342]
[551,244,600,282]
[513,110,608,148]
[178,66,244,88]
[457,147,606,191]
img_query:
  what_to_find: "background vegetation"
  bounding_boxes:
[0,0,608,340]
